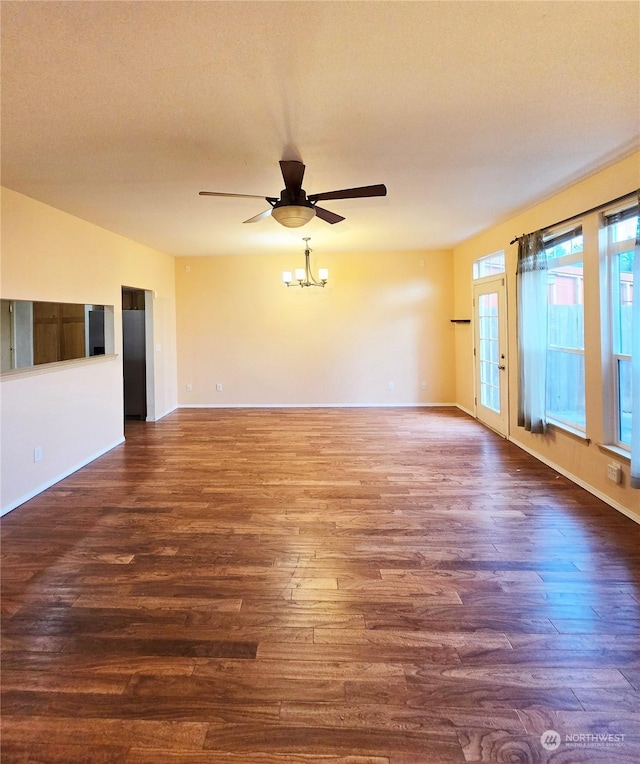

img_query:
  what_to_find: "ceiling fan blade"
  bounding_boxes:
[279,160,306,197]
[314,206,345,225]
[308,184,387,202]
[199,191,270,199]
[243,209,273,224]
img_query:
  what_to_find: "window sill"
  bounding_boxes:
[546,419,589,443]
[0,353,118,381]
[596,443,631,464]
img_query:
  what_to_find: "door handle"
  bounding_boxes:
[498,365,506,370]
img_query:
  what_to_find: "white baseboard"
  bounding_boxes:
[509,435,640,526]
[0,437,125,517]
[147,404,178,422]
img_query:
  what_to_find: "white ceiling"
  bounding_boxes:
[2,1,639,257]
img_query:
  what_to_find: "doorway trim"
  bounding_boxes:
[143,290,156,421]
[121,286,156,422]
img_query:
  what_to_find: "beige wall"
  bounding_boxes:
[0,188,178,513]
[453,152,640,522]
[176,248,455,407]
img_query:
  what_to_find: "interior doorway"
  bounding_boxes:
[122,287,154,421]
[473,276,508,437]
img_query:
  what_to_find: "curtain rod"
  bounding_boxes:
[509,188,639,245]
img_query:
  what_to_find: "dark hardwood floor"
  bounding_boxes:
[2,407,640,763]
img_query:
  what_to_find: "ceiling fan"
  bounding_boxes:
[199,160,387,228]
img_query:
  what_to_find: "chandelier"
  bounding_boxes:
[282,237,328,288]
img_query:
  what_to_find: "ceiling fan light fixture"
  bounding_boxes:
[200,160,386,227]
[271,204,315,228]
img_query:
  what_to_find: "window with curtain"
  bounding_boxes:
[517,190,639,489]
[545,227,585,430]
[603,204,637,450]
[517,226,584,434]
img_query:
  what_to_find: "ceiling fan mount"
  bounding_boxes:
[199,160,386,228]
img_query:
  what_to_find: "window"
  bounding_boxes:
[545,227,585,430]
[0,299,113,373]
[473,250,505,280]
[603,205,637,449]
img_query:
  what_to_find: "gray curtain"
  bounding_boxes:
[517,231,547,433]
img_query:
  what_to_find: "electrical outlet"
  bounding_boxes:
[606,462,622,484]
[33,447,42,463]
[388,382,395,391]
[421,382,427,390]
[186,384,192,392]
[216,383,223,392]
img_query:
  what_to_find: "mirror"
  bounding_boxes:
[0,300,114,373]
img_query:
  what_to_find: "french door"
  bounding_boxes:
[473,277,508,437]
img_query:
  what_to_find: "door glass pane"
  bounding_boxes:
[478,292,500,413]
